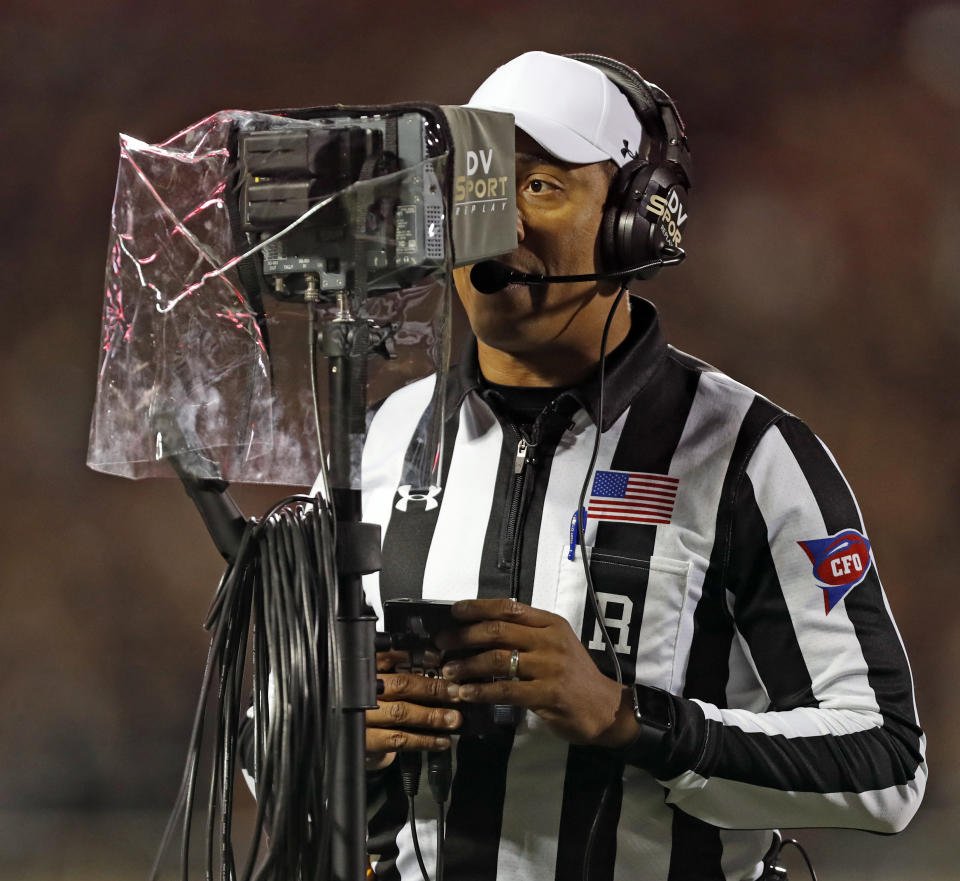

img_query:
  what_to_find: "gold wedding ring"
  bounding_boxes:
[508,648,520,680]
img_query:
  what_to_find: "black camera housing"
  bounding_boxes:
[235,110,446,301]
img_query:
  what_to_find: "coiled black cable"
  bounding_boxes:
[150,493,339,881]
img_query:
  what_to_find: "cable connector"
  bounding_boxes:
[426,750,452,806]
[760,830,818,881]
[400,751,430,881]
[399,751,423,798]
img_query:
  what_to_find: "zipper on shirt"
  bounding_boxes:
[499,429,537,597]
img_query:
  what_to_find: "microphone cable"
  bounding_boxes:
[574,281,632,690]
[573,281,631,881]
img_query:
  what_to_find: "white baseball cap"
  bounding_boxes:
[465,51,645,168]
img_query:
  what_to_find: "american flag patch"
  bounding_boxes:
[587,469,679,525]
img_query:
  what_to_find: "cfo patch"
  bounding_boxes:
[798,529,873,614]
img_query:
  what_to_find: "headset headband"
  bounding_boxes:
[566,52,692,189]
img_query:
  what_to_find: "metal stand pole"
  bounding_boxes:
[322,292,379,881]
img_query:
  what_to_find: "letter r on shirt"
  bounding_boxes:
[588,592,634,654]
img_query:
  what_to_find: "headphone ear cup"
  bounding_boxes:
[603,161,690,278]
[602,160,657,271]
[599,187,622,272]
[569,53,693,278]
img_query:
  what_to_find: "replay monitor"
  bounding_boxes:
[87,103,517,489]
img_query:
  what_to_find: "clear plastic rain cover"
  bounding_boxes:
[87,104,517,490]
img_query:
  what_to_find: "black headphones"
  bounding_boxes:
[566,53,693,277]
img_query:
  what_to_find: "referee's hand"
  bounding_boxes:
[435,598,636,749]
[365,651,463,771]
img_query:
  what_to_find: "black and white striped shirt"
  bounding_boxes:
[360,298,926,881]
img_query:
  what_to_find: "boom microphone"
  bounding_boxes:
[469,248,685,294]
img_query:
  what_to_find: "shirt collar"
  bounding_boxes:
[448,297,668,431]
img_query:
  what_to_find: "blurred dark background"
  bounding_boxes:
[1,0,957,877]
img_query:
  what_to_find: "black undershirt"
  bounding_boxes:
[479,379,569,437]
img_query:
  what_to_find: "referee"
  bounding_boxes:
[359,51,926,880]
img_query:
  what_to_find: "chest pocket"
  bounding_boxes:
[553,546,691,691]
